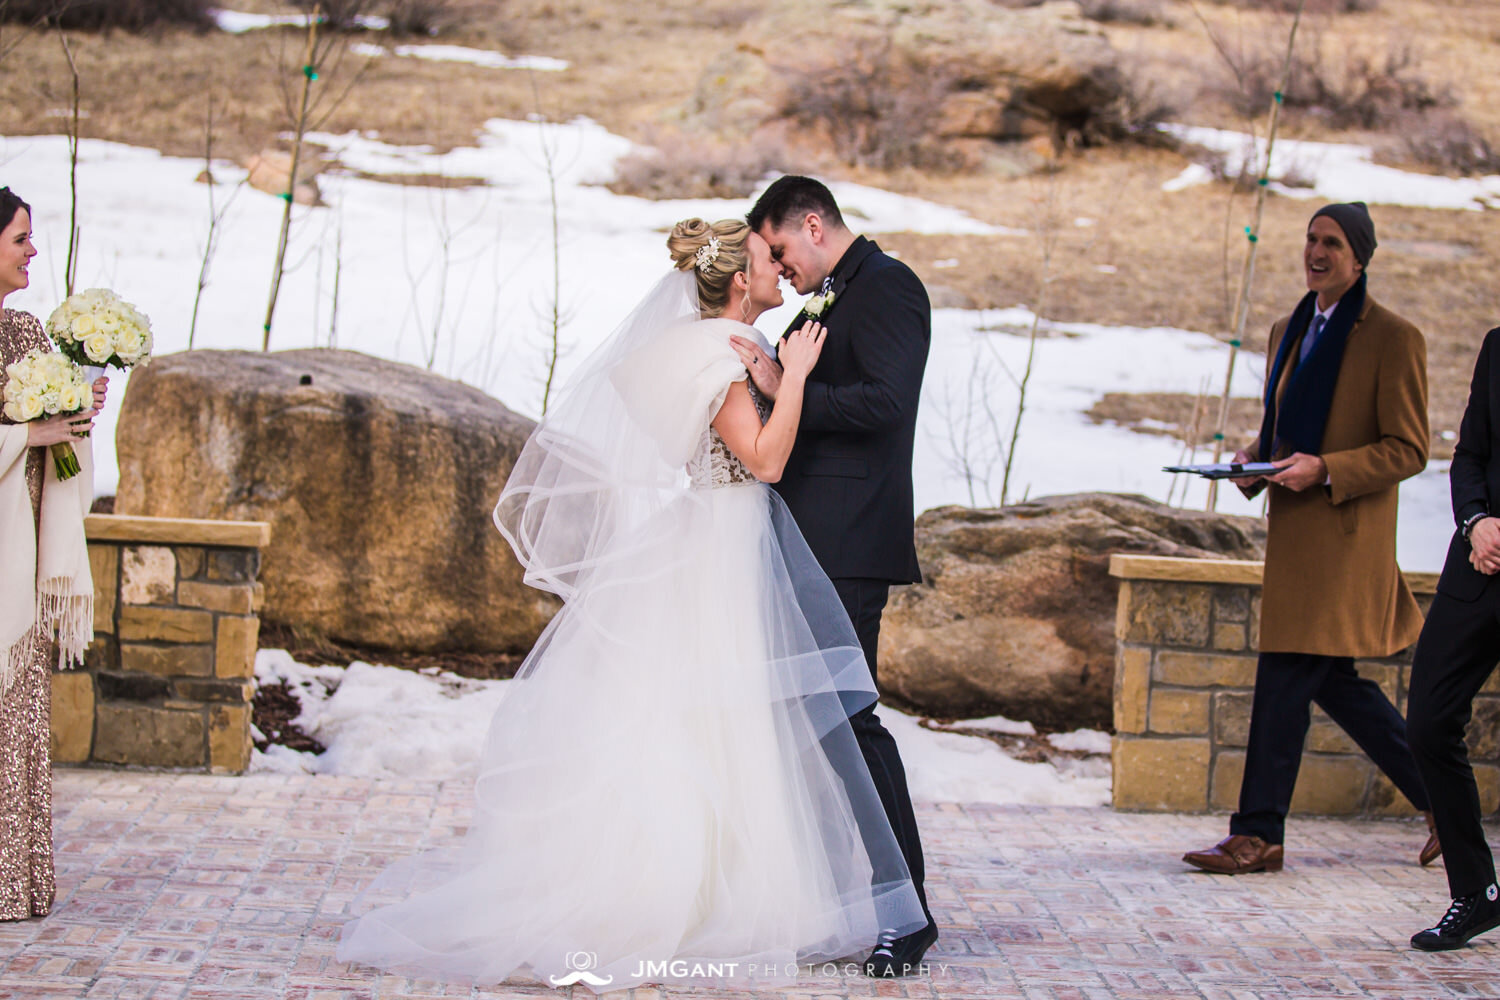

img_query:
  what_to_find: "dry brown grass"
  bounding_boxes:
[0,0,1495,458]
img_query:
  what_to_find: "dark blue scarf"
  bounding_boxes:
[1255,273,1366,461]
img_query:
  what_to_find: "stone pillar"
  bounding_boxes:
[51,514,270,774]
[1108,555,1495,816]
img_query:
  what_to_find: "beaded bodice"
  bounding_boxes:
[687,377,772,489]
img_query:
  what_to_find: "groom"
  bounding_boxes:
[735,176,936,977]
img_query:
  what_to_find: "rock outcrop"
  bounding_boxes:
[879,493,1266,728]
[114,349,556,654]
[687,0,1144,161]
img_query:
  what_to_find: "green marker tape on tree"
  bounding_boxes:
[303,65,318,81]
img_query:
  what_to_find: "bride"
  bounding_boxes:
[337,218,927,990]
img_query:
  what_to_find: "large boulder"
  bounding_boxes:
[687,0,1139,158]
[880,493,1265,729]
[115,350,557,653]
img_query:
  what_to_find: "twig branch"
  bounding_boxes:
[1206,0,1309,510]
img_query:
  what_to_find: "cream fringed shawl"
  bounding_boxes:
[0,424,93,693]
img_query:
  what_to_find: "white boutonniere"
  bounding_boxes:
[803,290,836,319]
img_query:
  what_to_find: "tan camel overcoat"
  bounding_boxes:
[1248,293,1429,657]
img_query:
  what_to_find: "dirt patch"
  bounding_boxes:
[1087,391,1263,448]
[252,679,326,754]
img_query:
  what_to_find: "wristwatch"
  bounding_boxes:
[1462,511,1489,541]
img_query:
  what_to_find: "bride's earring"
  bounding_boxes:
[740,271,751,323]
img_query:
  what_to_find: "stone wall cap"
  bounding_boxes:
[85,514,271,549]
[1108,554,1437,593]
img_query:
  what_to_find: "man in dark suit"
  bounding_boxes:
[1405,330,1500,951]
[734,175,936,977]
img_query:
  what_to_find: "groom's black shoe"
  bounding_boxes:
[1411,885,1500,951]
[863,919,938,977]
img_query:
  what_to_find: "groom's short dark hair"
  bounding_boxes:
[747,176,846,233]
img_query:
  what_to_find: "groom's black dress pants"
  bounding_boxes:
[832,577,930,919]
[1408,591,1500,899]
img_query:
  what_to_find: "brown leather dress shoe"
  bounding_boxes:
[1420,812,1443,867]
[1183,834,1284,874]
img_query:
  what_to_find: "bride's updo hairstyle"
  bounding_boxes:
[667,217,751,318]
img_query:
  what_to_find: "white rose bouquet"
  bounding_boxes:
[2,349,92,480]
[45,287,154,371]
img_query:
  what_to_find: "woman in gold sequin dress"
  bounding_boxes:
[0,187,104,921]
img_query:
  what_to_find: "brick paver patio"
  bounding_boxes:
[0,769,1496,999]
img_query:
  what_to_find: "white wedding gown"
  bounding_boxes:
[337,273,925,990]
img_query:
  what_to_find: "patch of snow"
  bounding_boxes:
[882,709,1109,806]
[1162,124,1500,210]
[246,652,1109,803]
[942,714,1036,736]
[212,8,387,32]
[367,43,567,71]
[1048,729,1113,755]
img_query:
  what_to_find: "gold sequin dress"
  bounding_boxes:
[0,307,57,921]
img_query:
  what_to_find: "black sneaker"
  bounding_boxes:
[1411,884,1500,951]
[863,919,938,977]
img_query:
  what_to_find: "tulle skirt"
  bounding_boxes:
[336,484,925,990]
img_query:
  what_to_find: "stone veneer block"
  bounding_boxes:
[93,703,206,768]
[1306,714,1361,755]
[1353,661,1402,703]
[1210,751,1246,812]
[1115,646,1150,734]
[208,704,252,773]
[118,606,214,644]
[171,678,253,703]
[1214,690,1254,747]
[1289,756,1370,814]
[119,643,214,678]
[174,546,205,580]
[1481,672,1500,696]
[1213,587,1250,624]
[1153,651,1258,688]
[215,616,259,680]
[1367,772,1421,818]
[120,546,175,606]
[1119,582,1212,647]
[88,545,118,634]
[177,580,255,616]
[85,514,270,548]
[1475,764,1500,814]
[49,672,94,763]
[1468,699,1500,759]
[1212,623,1247,651]
[1148,689,1211,735]
[1113,737,1211,811]
[207,549,261,583]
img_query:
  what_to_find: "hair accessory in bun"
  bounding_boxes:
[694,235,720,273]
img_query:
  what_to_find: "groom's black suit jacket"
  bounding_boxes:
[773,236,930,584]
[1438,327,1500,603]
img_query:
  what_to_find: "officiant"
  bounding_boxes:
[1182,202,1439,875]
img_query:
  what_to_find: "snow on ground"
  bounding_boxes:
[211,8,389,32]
[351,42,569,72]
[1161,123,1500,210]
[249,651,1111,805]
[0,117,1453,568]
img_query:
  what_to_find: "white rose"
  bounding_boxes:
[83,333,114,363]
[58,384,86,412]
[95,309,122,335]
[70,313,97,338]
[15,388,45,421]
